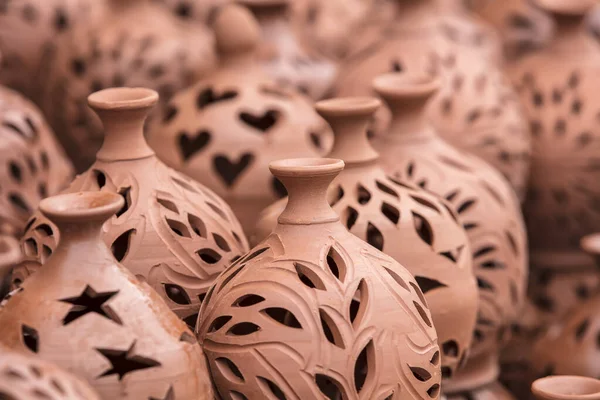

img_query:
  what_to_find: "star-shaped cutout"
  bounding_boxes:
[60,285,121,326]
[149,386,175,400]
[96,341,161,381]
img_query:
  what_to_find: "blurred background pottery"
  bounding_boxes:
[197,157,442,399]
[532,376,600,400]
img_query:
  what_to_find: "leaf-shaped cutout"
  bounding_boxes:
[218,265,244,292]
[343,206,359,230]
[410,195,440,213]
[183,313,198,331]
[415,276,448,294]
[442,340,459,357]
[242,247,269,263]
[410,366,432,382]
[213,233,231,252]
[320,309,345,349]
[116,187,131,217]
[410,282,427,305]
[294,262,326,290]
[315,374,345,400]
[474,246,495,258]
[427,384,440,398]
[197,248,222,264]
[262,308,302,329]
[480,260,505,269]
[413,301,432,328]
[111,229,136,262]
[230,391,249,400]
[575,319,590,341]
[208,315,232,333]
[381,202,400,224]
[94,170,106,189]
[477,277,494,291]
[227,322,260,336]
[330,186,344,207]
[232,294,265,307]
[34,224,53,236]
[413,212,434,246]
[357,184,372,204]
[215,357,245,383]
[166,218,191,238]
[383,267,410,291]
[375,180,399,198]
[164,284,192,304]
[366,223,384,251]
[430,351,440,366]
[354,340,375,393]
[258,376,287,400]
[22,324,38,353]
[326,247,346,282]
[457,199,476,214]
[23,238,38,257]
[350,279,368,329]
[188,214,206,237]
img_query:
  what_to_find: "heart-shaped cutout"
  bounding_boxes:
[197,87,238,109]
[239,109,280,132]
[213,153,255,187]
[179,130,211,161]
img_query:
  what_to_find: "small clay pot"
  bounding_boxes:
[148,4,331,234]
[197,157,442,399]
[42,0,217,170]
[19,87,248,329]
[0,0,102,101]
[0,84,74,237]
[532,376,600,400]
[253,96,478,381]
[372,72,528,396]
[0,191,214,399]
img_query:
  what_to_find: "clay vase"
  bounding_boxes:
[466,0,552,61]
[196,157,442,399]
[0,84,74,237]
[18,87,248,329]
[253,96,478,381]
[238,0,338,100]
[507,0,600,319]
[372,73,528,398]
[532,376,600,400]
[41,0,217,171]
[0,191,214,399]
[147,4,331,234]
[0,0,102,102]
[335,0,531,200]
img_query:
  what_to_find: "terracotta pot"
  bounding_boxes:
[372,73,528,395]
[508,0,600,272]
[253,96,478,381]
[0,85,74,237]
[197,157,442,399]
[335,0,531,200]
[147,4,331,234]
[0,0,102,102]
[41,0,217,171]
[0,191,214,399]
[18,87,248,329]
[532,376,600,400]
[237,0,338,100]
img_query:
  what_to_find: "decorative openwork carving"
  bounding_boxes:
[253,96,478,381]
[198,158,441,399]
[148,4,331,233]
[0,191,214,399]
[18,87,248,329]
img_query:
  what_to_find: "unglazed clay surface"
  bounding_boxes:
[373,73,528,392]
[532,376,600,400]
[148,4,331,234]
[18,87,248,329]
[253,96,478,381]
[0,85,73,237]
[0,191,214,399]
[335,0,531,200]
[42,0,217,170]
[197,158,442,399]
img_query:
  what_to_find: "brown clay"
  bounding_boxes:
[532,376,600,400]
[372,73,528,395]
[18,87,248,329]
[0,85,74,237]
[148,4,331,234]
[0,0,102,102]
[507,0,600,274]
[197,157,442,399]
[237,0,338,100]
[335,0,531,200]
[253,96,478,381]
[41,0,217,171]
[0,191,214,399]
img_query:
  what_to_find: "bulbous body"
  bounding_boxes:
[197,158,442,399]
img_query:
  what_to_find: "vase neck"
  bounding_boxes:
[245,2,289,23]
[395,0,439,29]
[214,4,262,70]
[89,88,158,162]
[550,13,594,52]
[317,97,381,166]
[270,158,344,225]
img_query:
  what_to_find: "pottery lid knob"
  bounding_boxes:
[533,0,596,16]
[214,4,261,56]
